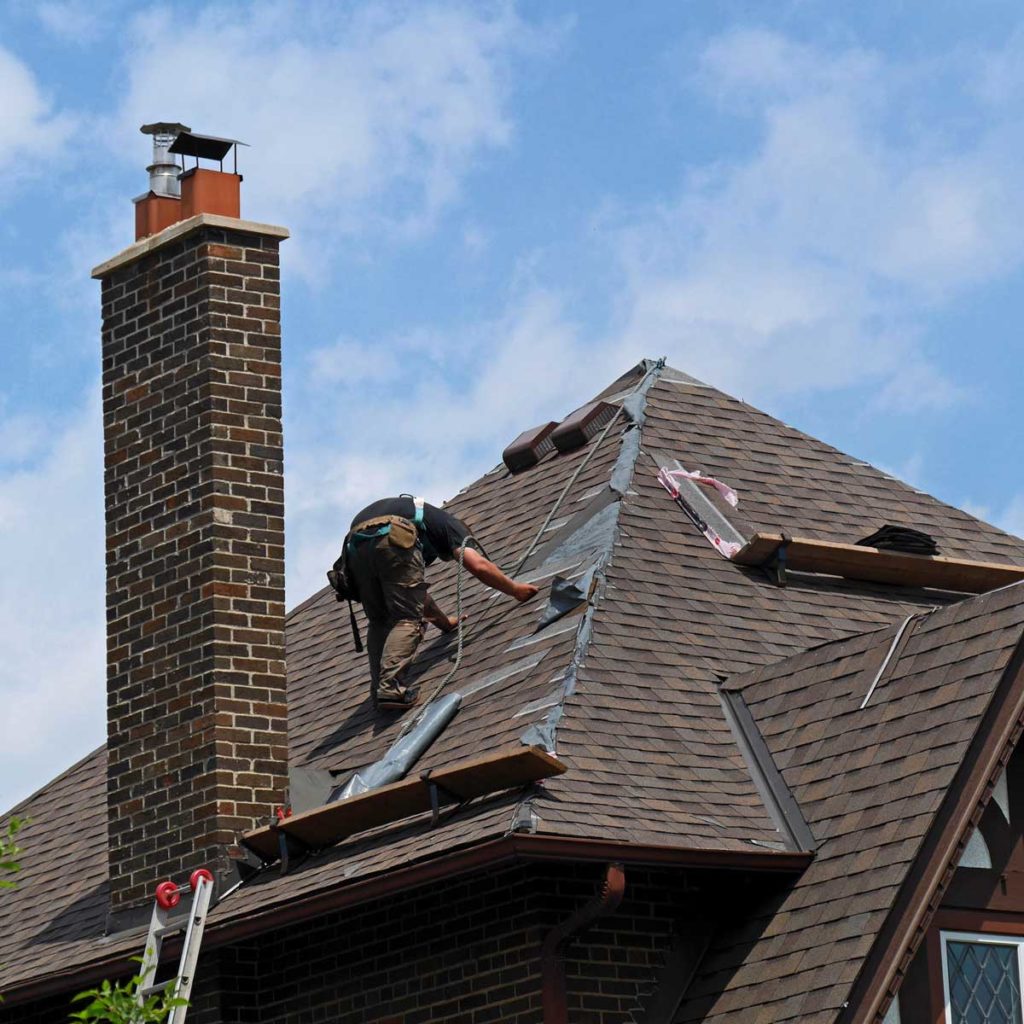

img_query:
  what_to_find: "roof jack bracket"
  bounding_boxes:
[767,532,791,587]
[421,770,464,828]
[273,827,311,877]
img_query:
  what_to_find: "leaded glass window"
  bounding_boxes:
[943,933,1024,1024]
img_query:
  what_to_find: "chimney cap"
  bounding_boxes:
[140,121,192,138]
[169,129,248,162]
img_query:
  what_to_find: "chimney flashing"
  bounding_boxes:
[92,211,289,279]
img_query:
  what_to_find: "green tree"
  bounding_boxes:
[70,966,186,1024]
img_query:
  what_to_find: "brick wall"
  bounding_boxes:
[218,862,691,1024]
[97,221,289,912]
[0,861,766,1023]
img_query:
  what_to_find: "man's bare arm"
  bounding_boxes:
[461,547,538,603]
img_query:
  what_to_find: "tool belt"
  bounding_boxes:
[350,515,419,550]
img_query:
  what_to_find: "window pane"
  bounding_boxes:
[948,940,1023,1024]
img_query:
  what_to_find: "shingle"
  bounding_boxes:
[674,585,1024,1023]
[4,361,1024,1005]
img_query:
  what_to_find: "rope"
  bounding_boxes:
[394,360,662,733]
[509,405,625,577]
[395,538,468,741]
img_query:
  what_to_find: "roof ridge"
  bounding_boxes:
[656,363,1024,552]
[514,360,666,763]
[2,743,105,820]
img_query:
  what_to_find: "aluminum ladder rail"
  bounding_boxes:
[137,868,215,1023]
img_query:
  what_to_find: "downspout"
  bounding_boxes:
[541,862,626,1024]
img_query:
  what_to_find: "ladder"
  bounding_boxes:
[137,868,215,1023]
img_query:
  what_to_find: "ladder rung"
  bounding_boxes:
[153,923,182,939]
[139,979,177,998]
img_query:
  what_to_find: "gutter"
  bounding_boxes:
[0,835,810,1008]
[542,862,626,1024]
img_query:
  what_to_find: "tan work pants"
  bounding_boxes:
[347,532,427,703]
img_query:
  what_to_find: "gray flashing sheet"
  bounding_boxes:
[516,359,666,757]
[536,566,598,630]
[524,501,620,577]
[506,617,580,651]
[521,487,618,575]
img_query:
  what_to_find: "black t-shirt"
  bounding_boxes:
[350,497,477,565]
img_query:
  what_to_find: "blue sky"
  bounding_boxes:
[1,0,1023,812]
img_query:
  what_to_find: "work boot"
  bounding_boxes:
[376,686,418,712]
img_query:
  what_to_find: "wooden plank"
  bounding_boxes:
[241,745,566,863]
[428,746,565,801]
[732,533,1024,593]
[731,533,787,566]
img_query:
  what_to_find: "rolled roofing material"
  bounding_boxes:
[857,524,939,555]
[330,693,462,802]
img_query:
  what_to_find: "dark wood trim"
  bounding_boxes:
[922,912,1024,1024]
[841,628,1024,1023]
[510,834,812,872]
[925,928,944,1024]
[933,907,1024,934]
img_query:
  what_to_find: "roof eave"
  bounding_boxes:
[0,833,811,1008]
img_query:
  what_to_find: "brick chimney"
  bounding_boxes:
[93,125,289,921]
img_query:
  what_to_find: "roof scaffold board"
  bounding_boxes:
[242,745,566,865]
[733,533,1024,593]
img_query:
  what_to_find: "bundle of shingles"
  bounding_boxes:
[856,524,939,556]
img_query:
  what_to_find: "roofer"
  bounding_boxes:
[333,495,539,711]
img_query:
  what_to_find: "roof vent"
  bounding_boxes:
[551,401,618,453]
[503,422,558,472]
[140,121,190,198]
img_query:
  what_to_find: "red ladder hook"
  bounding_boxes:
[154,867,214,909]
[154,880,181,910]
[190,868,214,891]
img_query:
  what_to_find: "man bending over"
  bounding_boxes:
[344,495,538,711]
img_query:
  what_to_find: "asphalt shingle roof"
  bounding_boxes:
[3,359,1024,1011]
[674,581,1024,1024]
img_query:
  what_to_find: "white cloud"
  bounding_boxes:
[967,494,1024,541]
[110,1,553,270]
[594,27,1024,409]
[284,26,1024,601]
[0,393,105,814]
[0,43,69,178]
[32,0,111,42]
[287,289,615,601]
